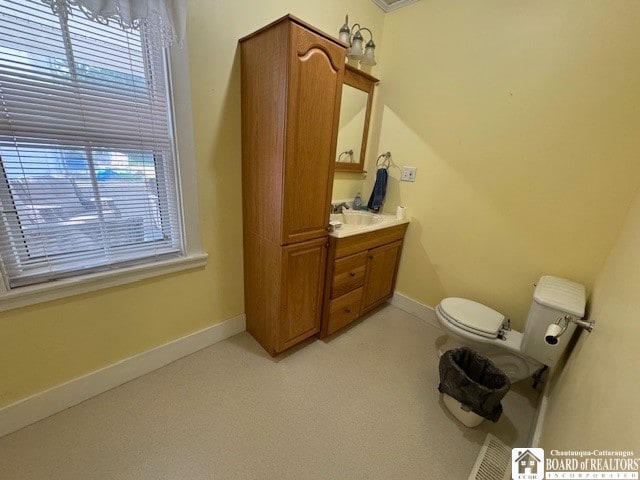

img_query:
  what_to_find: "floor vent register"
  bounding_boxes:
[468,433,511,480]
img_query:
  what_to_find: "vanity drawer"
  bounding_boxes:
[326,288,363,336]
[331,251,368,298]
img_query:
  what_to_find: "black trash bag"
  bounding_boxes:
[438,347,510,422]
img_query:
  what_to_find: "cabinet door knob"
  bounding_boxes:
[368,254,374,259]
[345,307,351,313]
[349,272,356,277]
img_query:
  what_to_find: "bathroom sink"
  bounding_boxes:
[330,211,383,226]
[338,211,383,226]
[329,209,409,238]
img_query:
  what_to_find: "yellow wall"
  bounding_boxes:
[333,171,366,201]
[541,185,640,451]
[0,0,384,408]
[4,0,640,428]
[370,0,640,328]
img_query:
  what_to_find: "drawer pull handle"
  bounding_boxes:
[345,307,351,313]
[349,272,356,277]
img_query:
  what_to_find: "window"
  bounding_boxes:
[0,0,192,291]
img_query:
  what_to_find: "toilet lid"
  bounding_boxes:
[439,297,505,338]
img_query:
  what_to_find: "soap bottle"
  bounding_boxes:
[353,192,362,210]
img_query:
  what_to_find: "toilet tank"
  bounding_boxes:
[520,276,586,368]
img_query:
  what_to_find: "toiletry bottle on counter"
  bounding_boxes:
[354,192,362,210]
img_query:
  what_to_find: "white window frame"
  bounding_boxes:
[0,38,207,312]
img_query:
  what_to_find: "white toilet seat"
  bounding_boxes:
[437,297,505,339]
[435,297,543,383]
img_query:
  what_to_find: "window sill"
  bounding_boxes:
[0,253,208,312]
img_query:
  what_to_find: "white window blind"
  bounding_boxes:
[0,0,183,288]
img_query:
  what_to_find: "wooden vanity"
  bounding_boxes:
[321,223,408,337]
[240,15,407,355]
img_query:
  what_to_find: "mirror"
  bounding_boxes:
[335,65,379,172]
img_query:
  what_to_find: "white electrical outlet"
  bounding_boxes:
[401,166,417,182]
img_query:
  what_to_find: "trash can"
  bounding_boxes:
[438,347,510,426]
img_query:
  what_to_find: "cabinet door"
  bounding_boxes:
[282,24,345,245]
[278,238,328,352]
[361,241,403,313]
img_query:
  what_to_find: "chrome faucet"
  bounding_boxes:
[331,202,350,214]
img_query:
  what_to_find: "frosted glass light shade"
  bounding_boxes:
[360,40,376,66]
[347,34,364,60]
[338,20,350,45]
[338,14,351,45]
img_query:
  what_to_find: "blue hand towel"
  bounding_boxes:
[367,168,388,212]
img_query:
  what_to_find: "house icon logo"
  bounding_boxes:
[512,448,544,480]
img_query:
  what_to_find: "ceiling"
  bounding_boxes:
[371,0,420,13]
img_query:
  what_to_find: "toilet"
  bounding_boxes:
[436,275,586,384]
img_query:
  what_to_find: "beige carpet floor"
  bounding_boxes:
[0,304,539,480]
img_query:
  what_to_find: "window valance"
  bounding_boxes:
[41,0,186,46]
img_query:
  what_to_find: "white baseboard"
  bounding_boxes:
[0,314,246,438]
[389,291,441,330]
[529,369,552,447]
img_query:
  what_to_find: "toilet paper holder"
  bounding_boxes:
[544,314,595,345]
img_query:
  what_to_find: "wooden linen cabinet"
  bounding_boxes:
[239,15,346,355]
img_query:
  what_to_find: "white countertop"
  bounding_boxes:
[328,212,409,238]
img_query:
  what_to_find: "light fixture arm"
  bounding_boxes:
[355,27,374,43]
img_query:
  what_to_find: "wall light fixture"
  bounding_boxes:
[338,15,376,67]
